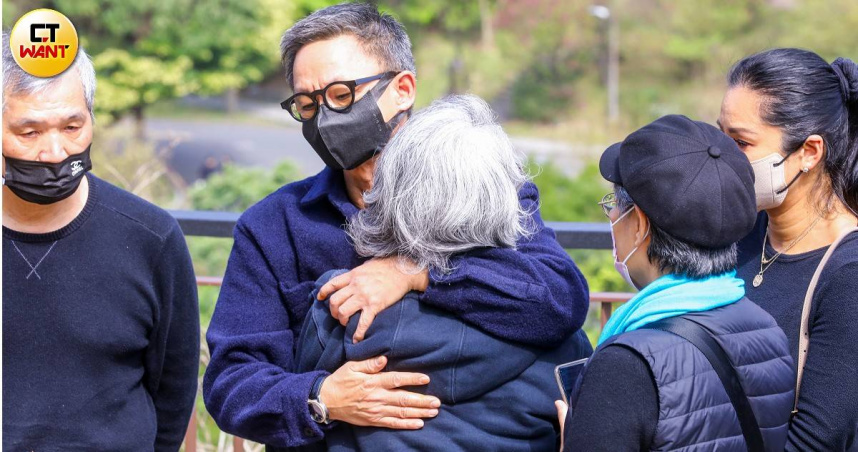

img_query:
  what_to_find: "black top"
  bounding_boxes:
[2,175,200,451]
[736,213,858,451]
[563,345,658,451]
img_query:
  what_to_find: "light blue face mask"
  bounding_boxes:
[610,207,649,289]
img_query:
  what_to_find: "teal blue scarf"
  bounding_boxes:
[597,271,745,345]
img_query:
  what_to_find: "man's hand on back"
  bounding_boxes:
[321,356,440,429]
[318,257,429,342]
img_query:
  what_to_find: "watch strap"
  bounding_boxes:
[310,374,327,401]
[308,374,331,424]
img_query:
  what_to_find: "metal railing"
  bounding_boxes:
[172,210,632,451]
[171,209,631,328]
[170,210,616,249]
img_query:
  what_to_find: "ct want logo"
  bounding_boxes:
[9,9,79,78]
[30,23,61,45]
[70,160,84,177]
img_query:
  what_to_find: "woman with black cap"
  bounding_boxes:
[719,50,858,451]
[557,114,795,451]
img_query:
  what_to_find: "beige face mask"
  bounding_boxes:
[749,152,803,211]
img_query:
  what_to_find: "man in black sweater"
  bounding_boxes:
[2,34,199,451]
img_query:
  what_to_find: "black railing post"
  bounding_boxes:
[170,210,241,238]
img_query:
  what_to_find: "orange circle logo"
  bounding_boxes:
[9,9,79,78]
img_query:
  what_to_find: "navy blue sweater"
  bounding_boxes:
[202,167,590,448]
[737,214,858,451]
[2,175,200,451]
[296,270,594,452]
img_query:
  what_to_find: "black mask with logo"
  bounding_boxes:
[3,146,93,205]
[302,77,405,170]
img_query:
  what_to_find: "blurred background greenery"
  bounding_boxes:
[4,0,856,449]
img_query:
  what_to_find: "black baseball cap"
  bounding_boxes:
[599,114,756,249]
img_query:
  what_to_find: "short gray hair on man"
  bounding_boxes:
[614,185,737,279]
[348,94,533,273]
[279,2,416,90]
[2,31,96,118]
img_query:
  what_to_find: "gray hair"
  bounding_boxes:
[280,2,416,90]
[2,31,96,118]
[615,185,737,279]
[348,94,533,273]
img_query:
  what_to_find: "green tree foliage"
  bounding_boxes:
[496,2,601,122]
[528,161,606,223]
[92,49,194,125]
[528,161,632,293]
[6,0,857,130]
[189,161,301,213]
[4,0,293,126]
[661,1,762,76]
[778,0,858,61]
[380,0,489,36]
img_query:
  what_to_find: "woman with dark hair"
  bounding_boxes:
[719,49,858,450]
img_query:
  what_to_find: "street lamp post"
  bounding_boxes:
[590,5,619,124]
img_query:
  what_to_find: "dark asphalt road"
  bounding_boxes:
[147,118,324,184]
[147,113,593,186]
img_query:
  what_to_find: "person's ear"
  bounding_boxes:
[799,134,825,172]
[389,71,416,113]
[632,206,651,247]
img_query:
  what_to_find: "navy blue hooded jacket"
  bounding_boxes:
[294,270,594,451]
[203,167,590,448]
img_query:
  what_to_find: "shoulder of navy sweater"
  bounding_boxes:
[91,175,182,242]
[824,232,858,274]
[233,174,317,233]
[790,232,858,308]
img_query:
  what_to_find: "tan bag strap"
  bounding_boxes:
[793,226,858,414]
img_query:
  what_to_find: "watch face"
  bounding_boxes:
[308,399,328,423]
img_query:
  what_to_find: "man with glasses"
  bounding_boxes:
[203,3,589,450]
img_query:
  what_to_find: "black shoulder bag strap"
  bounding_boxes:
[645,316,765,452]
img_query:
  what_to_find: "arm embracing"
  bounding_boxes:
[202,220,329,447]
[420,182,590,346]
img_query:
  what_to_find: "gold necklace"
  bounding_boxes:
[753,216,821,287]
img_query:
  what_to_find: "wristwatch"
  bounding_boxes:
[308,375,331,424]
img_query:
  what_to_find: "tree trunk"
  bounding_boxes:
[132,104,146,140]
[478,0,496,52]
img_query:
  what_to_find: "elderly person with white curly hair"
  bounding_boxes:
[295,94,592,452]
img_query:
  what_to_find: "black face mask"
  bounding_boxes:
[302,77,405,170]
[3,146,93,205]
